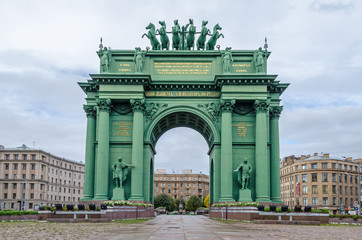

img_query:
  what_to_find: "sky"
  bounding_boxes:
[1,0,361,174]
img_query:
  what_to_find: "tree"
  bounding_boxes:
[174,198,185,210]
[186,195,203,212]
[154,194,175,212]
[203,194,209,208]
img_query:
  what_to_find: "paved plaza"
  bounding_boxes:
[0,215,361,240]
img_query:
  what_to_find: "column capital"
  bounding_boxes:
[130,98,145,112]
[83,105,96,118]
[97,99,112,112]
[254,99,269,113]
[270,106,283,118]
[220,99,235,113]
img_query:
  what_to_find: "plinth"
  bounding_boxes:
[238,189,252,202]
[112,187,125,200]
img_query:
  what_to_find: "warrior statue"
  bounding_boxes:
[185,19,196,50]
[196,20,210,50]
[133,47,145,73]
[112,158,130,189]
[98,38,112,73]
[234,158,252,190]
[157,21,170,50]
[253,47,265,73]
[222,47,233,73]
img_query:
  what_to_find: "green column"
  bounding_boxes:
[81,105,96,200]
[255,99,271,202]
[270,106,283,202]
[129,99,145,201]
[94,99,112,200]
[219,100,235,202]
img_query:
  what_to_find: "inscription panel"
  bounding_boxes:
[153,62,212,75]
[232,121,255,142]
[232,62,253,73]
[145,91,220,97]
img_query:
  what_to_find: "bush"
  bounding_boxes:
[203,194,209,208]
[186,195,203,212]
[0,210,38,216]
[154,194,175,212]
[104,200,153,207]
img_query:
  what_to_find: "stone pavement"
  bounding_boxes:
[97,215,362,240]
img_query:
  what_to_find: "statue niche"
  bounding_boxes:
[234,158,253,202]
[112,158,131,200]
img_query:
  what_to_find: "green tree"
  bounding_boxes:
[203,194,209,208]
[186,195,203,212]
[154,194,175,212]
[174,198,185,210]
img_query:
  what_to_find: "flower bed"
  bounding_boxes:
[103,200,153,207]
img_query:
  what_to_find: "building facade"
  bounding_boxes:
[280,153,362,214]
[154,169,209,201]
[0,144,85,210]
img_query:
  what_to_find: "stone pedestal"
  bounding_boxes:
[238,189,252,202]
[112,188,125,200]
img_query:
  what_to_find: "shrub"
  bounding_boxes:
[186,195,203,212]
[0,210,38,216]
[154,194,175,212]
[203,194,209,208]
[103,200,153,207]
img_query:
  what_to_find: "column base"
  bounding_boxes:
[270,198,283,203]
[129,194,144,201]
[93,195,109,201]
[218,195,235,202]
[256,197,271,202]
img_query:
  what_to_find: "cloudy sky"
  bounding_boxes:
[1,0,361,174]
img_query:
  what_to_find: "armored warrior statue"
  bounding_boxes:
[112,158,130,189]
[234,158,252,190]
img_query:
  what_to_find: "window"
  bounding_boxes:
[295,166,299,171]
[344,165,347,170]
[168,183,171,187]
[168,177,171,180]
[311,163,317,169]
[30,183,34,189]
[4,183,8,189]
[302,174,307,182]
[344,174,347,182]
[302,185,308,194]
[338,164,342,169]
[332,185,336,194]
[345,198,348,205]
[78,174,81,179]
[322,173,328,182]
[5,163,9,170]
[322,163,327,169]
[187,177,189,181]
[23,154,27,160]
[303,197,308,205]
[322,185,328,194]
[180,177,183,181]
[332,163,336,169]
[339,173,342,182]
[31,164,35,170]
[295,175,299,182]
[312,173,317,182]
[349,165,352,171]
[312,185,318,194]
[23,164,26,170]
[13,193,16,199]
[31,174,35,180]
[350,175,352,183]
[162,177,164,180]
[332,173,336,182]
[312,197,318,205]
[5,154,10,160]
[13,183,17,188]
[4,193,8,199]
[193,177,196,180]
[193,184,196,187]
[355,166,358,172]
[302,164,307,170]
[323,197,328,206]
[355,176,358,184]
[5,174,8,179]
[31,154,36,160]
[79,167,81,171]
[23,174,26,179]
[14,154,18,160]
[14,164,18,170]
[168,189,170,193]
[30,193,34,199]
[156,183,158,187]
[345,186,348,194]
[350,187,353,195]
[333,197,336,205]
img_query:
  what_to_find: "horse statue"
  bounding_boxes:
[142,23,161,50]
[206,23,224,50]
[172,19,181,50]
[196,20,210,50]
[156,21,169,50]
[185,19,196,50]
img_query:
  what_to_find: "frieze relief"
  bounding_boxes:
[145,102,168,121]
[197,102,220,121]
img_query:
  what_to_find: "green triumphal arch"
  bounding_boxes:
[79,21,289,204]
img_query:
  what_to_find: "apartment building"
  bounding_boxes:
[154,169,209,201]
[280,153,362,214]
[0,144,84,210]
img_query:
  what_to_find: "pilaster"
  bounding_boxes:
[255,99,271,202]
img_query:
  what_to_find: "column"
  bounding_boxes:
[129,99,145,201]
[81,105,96,200]
[255,99,271,202]
[270,106,283,202]
[218,100,235,202]
[94,99,112,200]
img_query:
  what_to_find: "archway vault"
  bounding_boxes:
[146,106,220,151]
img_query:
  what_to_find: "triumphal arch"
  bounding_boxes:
[79,20,289,204]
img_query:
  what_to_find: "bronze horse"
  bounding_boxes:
[142,23,161,50]
[206,23,224,50]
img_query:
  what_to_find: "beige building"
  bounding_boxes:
[154,169,209,201]
[280,153,362,214]
[0,144,84,210]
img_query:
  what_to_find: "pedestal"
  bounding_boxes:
[238,189,252,202]
[112,188,125,200]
